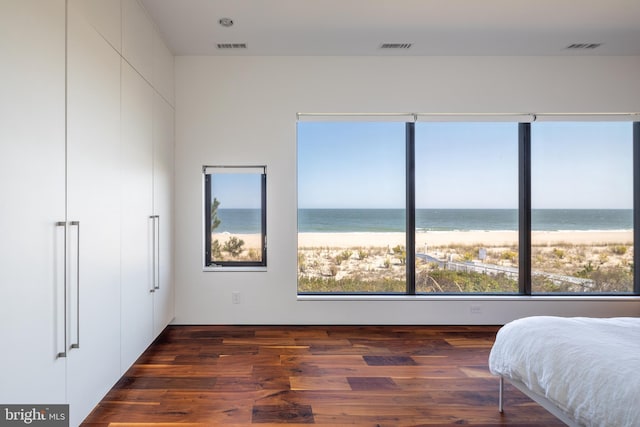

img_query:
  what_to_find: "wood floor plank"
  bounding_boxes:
[114,376,217,390]
[362,355,418,366]
[289,376,351,391]
[81,325,566,426]
[346,376,398,390]
[252,404,314,424]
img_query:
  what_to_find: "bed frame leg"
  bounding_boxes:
[499,376,504,413]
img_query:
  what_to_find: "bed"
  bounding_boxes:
[488,316,640,427]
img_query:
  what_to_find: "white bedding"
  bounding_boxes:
[489,316,640,427]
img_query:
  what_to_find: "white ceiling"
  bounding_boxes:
[141,0,640,56]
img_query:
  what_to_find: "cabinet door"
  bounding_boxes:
[68,0,121,54]
[152,93,175,336]
[122,0,154,81]
[153,27,175,106]
[65,6,122,425]
[0,0,67,403]
[121,61,154,371]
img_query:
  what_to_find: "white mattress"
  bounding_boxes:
[489,316,640,427]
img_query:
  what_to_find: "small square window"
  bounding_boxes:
[204,166,266,268]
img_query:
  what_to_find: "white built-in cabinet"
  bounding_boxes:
[0,0,67,405]
[120,61,155,370]
[123,0,154,87]
[152,93,175,336]
[0,1,174,425]
[121,0,176,370]
[120,61,176,374]
[65,3,123,423]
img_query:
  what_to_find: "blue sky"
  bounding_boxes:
[297,122,405,208]
[415,122,518,209]
[297,121,633,209]
[531,122,632,209]
[211,173,262,209]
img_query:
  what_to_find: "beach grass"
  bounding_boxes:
[296,231,634,294]
[209,231,633,293]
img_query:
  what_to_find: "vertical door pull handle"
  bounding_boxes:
[154,215,160,290]
[55,221,67,358]
[149,215,157,293]
[70,221,80,350]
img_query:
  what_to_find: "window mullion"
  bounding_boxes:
[204,174,212,265]
[406,122,416,295]
[519,123,532,295]
[262,172,268,267]
[634,122,640,294]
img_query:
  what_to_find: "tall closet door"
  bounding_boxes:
[152,93,175,336]
[0,0,67,403]
[65,6,122,425]
[120,61,154,371]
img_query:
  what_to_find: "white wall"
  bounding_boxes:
[174,55,640,325]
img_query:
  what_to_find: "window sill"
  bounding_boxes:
[297,294,640,302]
[204,266,267,272]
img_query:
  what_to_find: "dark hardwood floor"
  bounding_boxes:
[81,325,564,426]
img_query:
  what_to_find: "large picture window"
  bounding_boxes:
[415,122,519,294]
[297,115,638,295]
[531,122,633,293]
[297,122,406,293]
[204,166,266,268]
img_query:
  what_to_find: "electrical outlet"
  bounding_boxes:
[232,291,241,304]
[470,305,482,314]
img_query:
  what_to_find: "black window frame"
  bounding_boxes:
[297,118,640,296]
[204,165,267,268]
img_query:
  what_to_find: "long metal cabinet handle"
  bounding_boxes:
[55,221,67,358]
[70,221,80,350]
[155,215,160,290]
[149,215,156,293]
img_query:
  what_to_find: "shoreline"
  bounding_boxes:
[220,230,633,249]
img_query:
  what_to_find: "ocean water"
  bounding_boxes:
[299,209,633,232]
[217,208,633,233]
[216,209,263,234]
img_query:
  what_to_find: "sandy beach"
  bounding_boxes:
[220,230,632,250]
[297,230,632,248]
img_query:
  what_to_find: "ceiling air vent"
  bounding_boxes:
[380,43,412,49]
[566,43,601,50]
[217,43,247,49]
